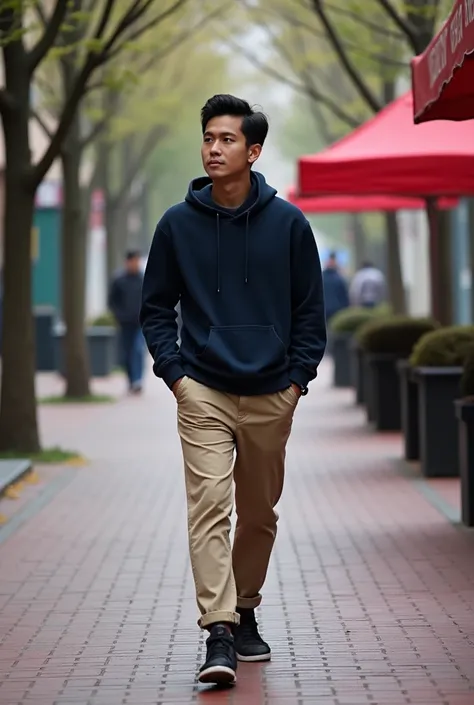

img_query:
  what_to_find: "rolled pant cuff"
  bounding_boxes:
[237,595,262,610]
[199,610,240,629]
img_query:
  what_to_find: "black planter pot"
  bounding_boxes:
[54,326,116,378]
[366,353,402,431]
[455,400,474,527]
[332,331,352,388]
[34,306,57,372]
[362,351,376,423]
[414,367,462,478]
[398,360,419,461]
[350,339,365,405]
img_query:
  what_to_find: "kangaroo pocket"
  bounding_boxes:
[196,325,287,378]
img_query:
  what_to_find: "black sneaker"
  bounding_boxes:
[234,608,271,662]
[198,624,237,685]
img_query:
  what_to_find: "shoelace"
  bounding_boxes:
[207,631,233,657]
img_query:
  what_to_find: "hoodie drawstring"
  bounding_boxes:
[216,213,221,293]
[244,212,250,284]
[215,210,250,293]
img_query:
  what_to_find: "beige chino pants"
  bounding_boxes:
[176,376,298,629]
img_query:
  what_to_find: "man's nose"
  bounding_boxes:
[210,142,222,155]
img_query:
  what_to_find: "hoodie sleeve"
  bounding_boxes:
[288,221,327,389]
[140,224,185,389]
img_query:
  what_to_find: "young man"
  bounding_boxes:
[322,251,350,323]
[108,249,145,394]
[140,94,326,686]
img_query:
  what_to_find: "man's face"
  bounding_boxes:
[201,115,261,180]
[126,256,140,274]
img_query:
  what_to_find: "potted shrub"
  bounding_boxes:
[410,325,474,478]
[356,317,438,432]
[87,313,117,376]
[54,313,117,378]
[329,306,382,389]
[455,345,474,527]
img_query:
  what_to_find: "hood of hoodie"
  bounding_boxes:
[185,171,277,218]
[184,171,277,293]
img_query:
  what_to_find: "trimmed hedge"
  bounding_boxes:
[329,304,390,334]
[357,316,439,356]
[410,325,474,367]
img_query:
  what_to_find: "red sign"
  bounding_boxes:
[411,0,474,122]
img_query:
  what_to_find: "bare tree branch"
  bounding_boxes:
[222,32,360,129]
[34,1,48,27]
[28,0,69,76]
[101,0,189,63]
[30,0,187,188]
[30,108,54,139]
[310,0,382,113]
[324,0,404,40]
[376,0,420,52]
[109,124,168,208]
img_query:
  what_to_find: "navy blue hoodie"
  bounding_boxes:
[140,172,326,396]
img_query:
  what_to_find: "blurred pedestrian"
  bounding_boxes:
[322,251,350,322]
[108,249,145,394]
[349,261,386,308]
[140,94,326,685]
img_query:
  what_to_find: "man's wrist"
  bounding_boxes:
[291,382,308,397]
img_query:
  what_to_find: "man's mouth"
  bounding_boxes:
[208,160,223,166]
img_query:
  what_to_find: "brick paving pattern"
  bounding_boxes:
[0,362,473,705]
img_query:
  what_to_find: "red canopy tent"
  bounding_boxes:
[297,90,474,323]
[411,0,474,123]
[298,91,474,198]
[286,186,457,212]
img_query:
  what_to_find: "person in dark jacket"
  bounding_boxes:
[140,94,326,686]
[108,249,144,394]
[322,251,350,322]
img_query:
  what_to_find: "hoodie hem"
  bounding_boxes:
[183,363,292,397]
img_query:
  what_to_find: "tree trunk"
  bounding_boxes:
[426,199,453,326]
[0,55,41,452]
[381,81,406,315]
[60,115,91,398]
[351,213,366,268]
[385,212,407,314]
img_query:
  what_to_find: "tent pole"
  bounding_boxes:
[426,198,441,323]
[468,198,474,322]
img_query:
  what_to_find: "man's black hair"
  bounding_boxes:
[201,94,269,147]
[126,249,140,260]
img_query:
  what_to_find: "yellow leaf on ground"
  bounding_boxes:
[4,487,20,499]
[0,515,7,525]
[65,456,89,467]
[24,471,40,484]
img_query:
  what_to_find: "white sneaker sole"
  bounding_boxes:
[198,665,236,685]
[236,652,271,662]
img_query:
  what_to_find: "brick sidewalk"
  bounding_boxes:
[0,361,474,705]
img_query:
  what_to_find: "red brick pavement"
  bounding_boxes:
[0,361,474,705]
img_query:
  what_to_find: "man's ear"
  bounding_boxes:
[248,143,262,165]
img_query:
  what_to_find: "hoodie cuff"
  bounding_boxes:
[289,366,314,391]
[155,358,186,390]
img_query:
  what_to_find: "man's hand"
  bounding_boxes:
[171,377,184,397]
[291,383,302,399]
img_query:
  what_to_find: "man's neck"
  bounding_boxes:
[211,175,252,209]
